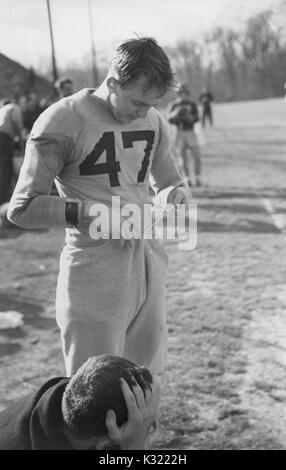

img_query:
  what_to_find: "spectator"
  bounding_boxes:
[22,93,42,134]
[54,77,74,99]
[0,99,24,205]
[168,84,202,187]
[199,88,214,128]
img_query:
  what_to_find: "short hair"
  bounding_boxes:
[62,355,153,439]
[55,77,73,91]
[110,37,175,94]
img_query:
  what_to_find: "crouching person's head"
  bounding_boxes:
[62,355,160,450]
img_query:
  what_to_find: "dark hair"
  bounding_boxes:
[111,37,175,94]
[55,77,73,91]
[62,355,153,439]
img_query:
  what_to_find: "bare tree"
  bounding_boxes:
[211,27,241,100]
[239,11,282,97]
[167,40,203,97]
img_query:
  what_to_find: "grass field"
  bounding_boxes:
[1,98,286,449]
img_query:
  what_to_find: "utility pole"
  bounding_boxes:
[46,0,58,82]
[88,0,99,87]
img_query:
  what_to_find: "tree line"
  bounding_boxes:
[165,3,286,102]
[58,3,286,103]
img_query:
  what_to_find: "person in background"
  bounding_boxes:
[21,93,43,134]
[0,98,24,205]
[55,77,74,99]
[199,88,214,128]
[168,84,202,187]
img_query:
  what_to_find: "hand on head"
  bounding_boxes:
[105,376,161,450]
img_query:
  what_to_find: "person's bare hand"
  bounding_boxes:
[105,377,160,450]
[167,185,190,205]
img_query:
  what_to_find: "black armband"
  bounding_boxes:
[65,201,79,228]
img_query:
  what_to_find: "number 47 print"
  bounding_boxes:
[79,130,155,186]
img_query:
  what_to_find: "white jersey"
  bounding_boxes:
[9,89,182,245]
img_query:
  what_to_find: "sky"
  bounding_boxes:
[0,0,283,75]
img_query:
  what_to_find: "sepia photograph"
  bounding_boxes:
[0,0,286,452]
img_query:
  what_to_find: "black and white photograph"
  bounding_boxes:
[0,0,286,452]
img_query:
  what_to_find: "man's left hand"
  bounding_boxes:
[167,185,190,206]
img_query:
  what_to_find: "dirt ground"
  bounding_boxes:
[0,98,286,450]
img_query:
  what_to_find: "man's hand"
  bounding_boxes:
[167,185,190,206]
[105,377,161,450]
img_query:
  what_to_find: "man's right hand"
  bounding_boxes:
[105,377,161,450]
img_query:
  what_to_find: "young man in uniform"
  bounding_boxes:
[0,355,160,450]
[168,84,202,187]
[8,37,188,376]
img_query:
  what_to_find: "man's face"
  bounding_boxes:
[109,77,164,123]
